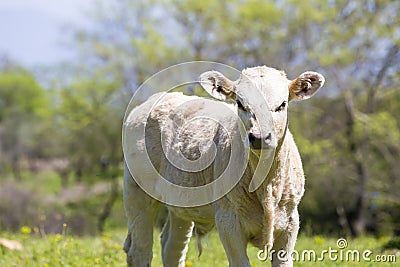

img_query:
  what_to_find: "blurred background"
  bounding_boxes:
[0,0,399,240]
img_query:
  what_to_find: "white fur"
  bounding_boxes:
[123,66,324,267]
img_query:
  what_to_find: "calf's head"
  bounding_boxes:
[200,66,325,150]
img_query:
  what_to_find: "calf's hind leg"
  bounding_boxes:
[161,212,194,267]
[123,165,159,267]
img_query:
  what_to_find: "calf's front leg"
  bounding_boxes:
[271,208,300,267]
[215,210,251,267]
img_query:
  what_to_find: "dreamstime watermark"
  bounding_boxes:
[257,238,397,263]
[122,61,275,207]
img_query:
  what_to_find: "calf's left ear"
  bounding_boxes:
[289,71,325,101]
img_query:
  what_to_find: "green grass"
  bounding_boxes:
[0,229,398,267]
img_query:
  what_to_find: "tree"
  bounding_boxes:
[0,63,51,179]
[59,0,400,236]
[317,1,399,236]
[55,74,125,231]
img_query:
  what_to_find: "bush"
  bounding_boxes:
[382,237,400,251]
[0,182,40,231]
[0,180,117,235]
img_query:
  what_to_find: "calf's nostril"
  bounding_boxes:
[248,133,256,144]
[265,132,272,141]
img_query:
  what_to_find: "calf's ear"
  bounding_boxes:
[289,71,325,101]
[199,71,236,101]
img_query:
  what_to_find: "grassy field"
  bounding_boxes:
[0,229,398,267]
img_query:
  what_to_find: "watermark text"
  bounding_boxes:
[257,238,397,263]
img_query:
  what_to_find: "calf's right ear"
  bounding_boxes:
[199,71,236,102]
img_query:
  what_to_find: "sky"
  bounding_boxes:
[0,0,95,67]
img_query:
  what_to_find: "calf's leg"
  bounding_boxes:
[271,208,299,267]
[160,212,194,267]
[216,210,251,267]
[123,166,159,267]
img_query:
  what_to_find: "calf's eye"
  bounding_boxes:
[236,100,247,111]
[275,101,287,112]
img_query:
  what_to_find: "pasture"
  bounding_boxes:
[1,229,397,266]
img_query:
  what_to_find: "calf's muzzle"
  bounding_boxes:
[248,132,277,149]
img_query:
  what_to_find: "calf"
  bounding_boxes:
[123,66,325,267]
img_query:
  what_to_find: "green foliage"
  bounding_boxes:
[382,237,400,251]
[0,71,50,121]
[0,68,55,177]
[56,76,124,180]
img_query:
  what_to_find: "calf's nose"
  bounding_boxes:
[248,132,277,149]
